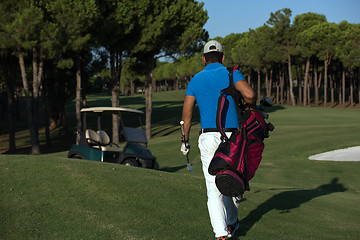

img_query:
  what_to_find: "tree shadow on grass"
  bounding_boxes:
[231,178,346,239]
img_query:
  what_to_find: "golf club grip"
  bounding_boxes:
[180,121,185,138]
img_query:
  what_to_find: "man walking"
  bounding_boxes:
[180,40,256,239]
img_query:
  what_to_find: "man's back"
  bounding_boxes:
[186,63,245,129]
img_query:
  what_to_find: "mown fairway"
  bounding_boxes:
[1,90,360,239]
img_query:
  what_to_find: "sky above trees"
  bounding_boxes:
[203,0,360,38]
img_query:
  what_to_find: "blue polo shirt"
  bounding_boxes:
[186,63,245,129]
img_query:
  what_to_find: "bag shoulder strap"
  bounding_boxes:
[216,66,243,139]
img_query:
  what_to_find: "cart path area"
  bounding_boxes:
[309,146,360,161]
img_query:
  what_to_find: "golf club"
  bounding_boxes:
[257,97,273,119]
[180,120,193,172]
[260,96,273,107]
[235,195,246,203]
[257,97,275,138]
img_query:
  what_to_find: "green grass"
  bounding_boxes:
[1,91,360,239]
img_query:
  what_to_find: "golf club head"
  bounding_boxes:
[186,153,193,171]
[267,122,275,131]
[187,162,193,172]
[260,97,273,107]
[235,195,246,203]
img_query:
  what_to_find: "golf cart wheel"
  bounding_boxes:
[153,161,159,170]
[123,158,140,167]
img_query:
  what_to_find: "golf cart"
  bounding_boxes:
[68,107,159,170]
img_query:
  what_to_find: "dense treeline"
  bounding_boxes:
[0,0,208,153]
[156,9,360,109]
[1,3,359,154]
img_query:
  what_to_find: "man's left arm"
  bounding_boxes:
[235,80,256,106]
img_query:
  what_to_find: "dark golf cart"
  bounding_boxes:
[68,107,159,170]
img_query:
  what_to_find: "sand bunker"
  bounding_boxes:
[309,146,360,161]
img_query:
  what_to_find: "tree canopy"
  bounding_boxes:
[1,2,360,153]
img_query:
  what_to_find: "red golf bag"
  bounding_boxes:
[208,67,273,197]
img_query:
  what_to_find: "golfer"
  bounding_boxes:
[180,40,256,239]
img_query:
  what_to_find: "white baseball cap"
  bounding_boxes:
[203,40,223,54]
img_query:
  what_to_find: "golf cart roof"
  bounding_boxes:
[81,107,144,114]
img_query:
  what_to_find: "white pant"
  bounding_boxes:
[198,132,239,237]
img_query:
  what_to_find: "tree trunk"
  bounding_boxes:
[342,70,345,107]
[126,83,129,95]
[314,64,319,105]
[145,80,152,140]
[350,70,354,106]
[330,76,334,105]
[324,58,329,107]
[267,69,273,97]
[276,83,279,105]
[145,57,155,140]
[303,58,310,106]
[358,71,360,107]
[6,86,16,151]
[308,73,311,105]
[81,50,87,108]
[32,47,44,147]
[175,78,179,90]
[120,82,123,95]
[75,54,82,144]
[357,70,359,106]
[42,74,51,147]
[280,70,284,105]
[130,80,135,96]
[2,53,16,151]
[287,54,295,106]
[287,87,290,104]
[297,66,302,105]
[247,67,252,87]
[110,49,120,144]
[265,70,268,96]
[257,69,261,99]
[19,53,40,154]
[338,77,342,106]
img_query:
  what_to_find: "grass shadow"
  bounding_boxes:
[263,105,286,113]
[2,132,75,155]
[160,164,188,172]
[231,178,347,239]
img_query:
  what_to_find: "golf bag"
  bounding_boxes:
[208,67,273,197]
